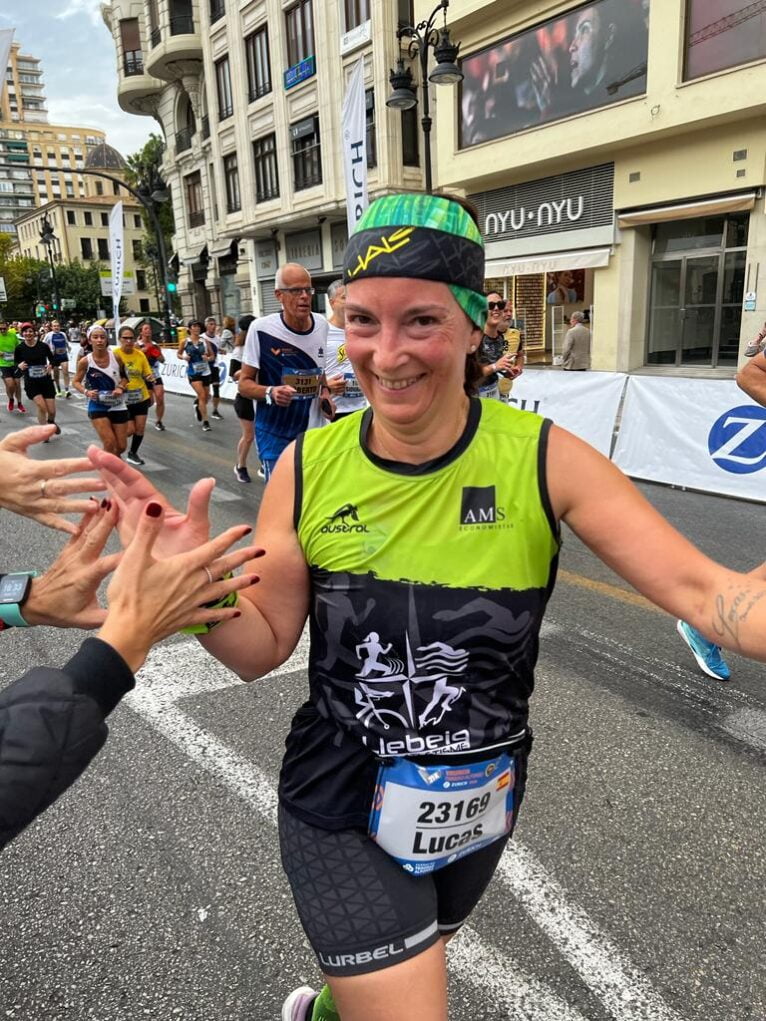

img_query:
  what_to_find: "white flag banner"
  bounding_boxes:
[505,369,626,457]
[109,201,124,335]
[613,376,766,503]
[0,31,14,103]
[341,58,368,233]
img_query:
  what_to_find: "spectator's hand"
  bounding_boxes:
[495,355,516,376]
[98,502,260,672]
[0,427,107,533]
[23,501,121,629]
[326,374,346,397]
[272,385,296,407]
[509,365,523,379]
[88,444,214,557]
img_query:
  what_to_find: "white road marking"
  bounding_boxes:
[127,636,684,1021]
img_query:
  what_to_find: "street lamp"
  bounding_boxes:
[39,213,60,316]
[386,0,463,193]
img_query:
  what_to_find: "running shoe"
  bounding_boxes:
[64,389,71,399]
[55,389,64,397]
[676,620,731,681]
[193,400,202,423]
[7,399,13,412]
[126,451,145,466]
[233,464,251,483]
[53,423,61,435]
[744,339,765,357]
[202,421,211,432]
[16,403,26,414]
[281,986,318,1021]
[154,421,166,431]
[211,410,223,420]
[256,465,265,479]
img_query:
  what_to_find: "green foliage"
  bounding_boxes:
[54,260,105,317]
[0,233,48,320]
[125,133,175,248]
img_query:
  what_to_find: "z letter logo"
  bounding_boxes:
[708,406,766,475]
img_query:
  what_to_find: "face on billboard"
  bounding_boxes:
[460,0,649,148]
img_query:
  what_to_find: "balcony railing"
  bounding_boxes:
[201,115,210,139]
[248,81,271,103]
[170,15,195,35]
[123,50,144,76]
[218,104,233,121]
[210,0,225,23]
[150,27,161,47]
[175,127,193,152]
[189,210,205,227]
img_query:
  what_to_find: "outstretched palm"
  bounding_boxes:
[87,445,213,556]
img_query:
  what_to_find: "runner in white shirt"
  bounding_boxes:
[324,280,367,419]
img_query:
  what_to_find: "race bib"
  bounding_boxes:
[343,372,363,400]
[124,389,144,404]
[97,391,121,406]
[478,381,501,400]
[282,367,321,400]
[369,753,514,875]
[28,365,47,378]
[191,360,210,376]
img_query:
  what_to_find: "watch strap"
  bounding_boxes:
[0,604,30,628]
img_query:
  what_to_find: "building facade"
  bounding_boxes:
[102,0,425,320]
[435,0,766,374]
[14,145,154,317]
[1,41,106,238]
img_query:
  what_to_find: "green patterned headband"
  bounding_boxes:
[343,194,487,329]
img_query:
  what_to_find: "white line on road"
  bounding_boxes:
[127,636,685,1021]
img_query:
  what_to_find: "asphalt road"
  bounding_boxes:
[0,392,764,1021]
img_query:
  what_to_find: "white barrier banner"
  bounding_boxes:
[613,376,766,503]
[68,347,239,399]
[506,370,626,457]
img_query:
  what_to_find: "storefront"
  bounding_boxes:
[469,164,615,363]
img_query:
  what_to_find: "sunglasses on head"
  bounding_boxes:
[487,301,506,311]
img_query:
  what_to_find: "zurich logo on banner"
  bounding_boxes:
[708,405,766,475]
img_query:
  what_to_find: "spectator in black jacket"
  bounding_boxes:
[0,465,258,849]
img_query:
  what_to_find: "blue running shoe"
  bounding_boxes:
[676,620,730,681]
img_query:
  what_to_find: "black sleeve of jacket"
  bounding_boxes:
[0,638,135,851]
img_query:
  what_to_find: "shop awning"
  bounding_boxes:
[180,245,208,267]
[484,247,612,277]
[617,192,756,228]
[209,238,239,259]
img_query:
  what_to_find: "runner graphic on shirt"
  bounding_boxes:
[353,631,468,732]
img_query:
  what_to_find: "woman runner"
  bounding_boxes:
[73,325,128,456]
[137,321,166,431]
[232,313,256,483]
[14,322,58,433]
[115,325,155,466]
[91,194,766,1021]
[179,319,214,432]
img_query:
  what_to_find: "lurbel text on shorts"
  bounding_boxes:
[412,823,484,855]
[367,730,471,755]
[319,942,404,969]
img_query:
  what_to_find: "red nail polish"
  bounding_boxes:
[100,498,108,508]
[243,526,253,535]
[233,610,242,618]
[146,502,162,518]
[254,548,265,558]
[105,500,112,511]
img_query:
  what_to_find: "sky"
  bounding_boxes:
[1,0,154,159]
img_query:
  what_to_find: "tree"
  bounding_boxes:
[0,234,48,320]
[54,260,106,318]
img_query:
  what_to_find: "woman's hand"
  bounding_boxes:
[88,444,214,556]
[23,501,121,629]
[17,361,28,371]
[0,427,107,533]
[326,373,346,397]
[86,389,98,399]
[98,501,261,672]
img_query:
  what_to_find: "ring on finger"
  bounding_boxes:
[39,479,48,499]
[203,566,214,586]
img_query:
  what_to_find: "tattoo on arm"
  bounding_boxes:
[712,588,766,648]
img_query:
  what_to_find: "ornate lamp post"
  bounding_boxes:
[39,213,61,315]
[386,0,463,193]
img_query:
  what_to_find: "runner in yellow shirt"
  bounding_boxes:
[114,325,155,466]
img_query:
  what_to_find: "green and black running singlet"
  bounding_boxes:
[278,398,560,830]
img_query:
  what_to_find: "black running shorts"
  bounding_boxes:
[126,398,151,420]
[1,365,16,379]
[24,378,56,401]
[234,394,254,421]
[89,408,130,423]
[279,806,510,978]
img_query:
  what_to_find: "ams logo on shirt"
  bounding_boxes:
[460,486,508,529]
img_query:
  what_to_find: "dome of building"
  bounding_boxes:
[84,143,127,171]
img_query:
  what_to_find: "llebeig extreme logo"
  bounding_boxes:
[320,503,370,534]
[459,486,510,530]
[708,405,766,475]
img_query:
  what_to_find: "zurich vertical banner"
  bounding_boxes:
[613,377,766,503]
[109,201,124,336]
[342,59,368,233]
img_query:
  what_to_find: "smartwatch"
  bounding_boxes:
[264,386,274,406]
[0,572,37,628]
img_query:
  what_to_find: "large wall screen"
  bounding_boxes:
[460,0,649,149]
[685,1,766,81]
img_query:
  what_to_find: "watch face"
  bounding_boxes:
[0,575,30,604]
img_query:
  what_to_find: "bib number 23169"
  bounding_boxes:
[368,754,515,876]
